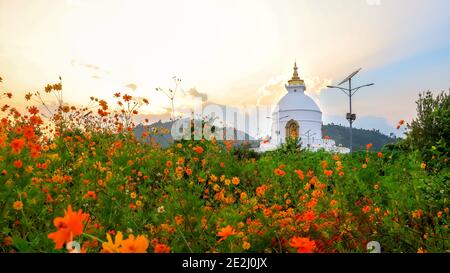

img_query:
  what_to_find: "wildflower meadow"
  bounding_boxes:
[0,81,448,253]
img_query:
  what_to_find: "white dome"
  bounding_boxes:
[277,90,322,113]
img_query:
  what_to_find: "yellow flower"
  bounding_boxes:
[420,162,426,170]
[232,177,240,186]
[130,192,137,199]
[213,184,220,192]
[417,247,427,253]
[242,241,251,250]
[25,166,34,173]
[210,174,218,182]
[119,235,149,253]
[102,231,123,253]
[224,179,231,186]
[136,200,142,207]
[13,201,23,211]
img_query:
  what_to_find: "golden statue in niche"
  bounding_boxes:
[285,120,299,141]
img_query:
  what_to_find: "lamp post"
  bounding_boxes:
[302,129,316,148]
[327,68,374,153]
[267,114,289,145]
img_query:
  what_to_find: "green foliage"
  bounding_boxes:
[405,90,450,169]
[323,124,397,151]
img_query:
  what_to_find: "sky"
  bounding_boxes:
[1,0,450,136]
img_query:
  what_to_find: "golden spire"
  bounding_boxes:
[288,61,304,86]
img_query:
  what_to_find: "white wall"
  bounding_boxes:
[271,109,322,146]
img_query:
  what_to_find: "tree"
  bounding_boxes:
[406,89,450,166]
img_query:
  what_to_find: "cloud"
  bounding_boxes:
[186,88,208,102]
[304,76,332,96]
[256,76,286,106]
[256,73,332,106]
[125,83,138,91]
[71,59,109,79]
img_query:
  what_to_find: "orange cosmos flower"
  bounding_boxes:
[366,143,373,150]
[122,94,132,102]
[323,169,333,177]
[295,169,304,180]
[10,138,25,154]
[362,205,371,214]
[399,119,405,125]
[119,234,149,253]
[289,236,316,253]
[274,168,286,177]
[256,185,268,197]
[377,152,383,158]
[13,160,23,168]
[101,231,123,253]
[154,243,171,253]
[193,146,204,154]
[232,177,240,185]
[84,191,97,199]
[13,200,23,210]
[48,205,89,249]
[217,225,236,242]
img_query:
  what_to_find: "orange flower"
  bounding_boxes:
[323,169,333,177]
[420,162,426,170]
[193,146,204,154]
[256,185,268,197]
[217,225,236,242]
[289,236,316,253]
[122,94,132,102]
[154,243,171,253]
[362,205,371,214]
[102,231,123,253]
[295,169,304,180]
[362,164,367,169]
[399,119,405,125]
[13,200,23,210]
[366,143,373,150]
[274,168,286,177]
[48,205,89,249]
[166,160,173,168]
[13,160,23,168]
[119,234,149,253]
[10,138,25,154]
[175,215,184,225]
[377,152,383,158]
[84,191,97,199]
[232,177,240,185]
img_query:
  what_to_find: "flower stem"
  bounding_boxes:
[82,233,105,244]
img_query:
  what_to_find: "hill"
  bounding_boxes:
[322,123,397,151]
[136,121,397,151]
